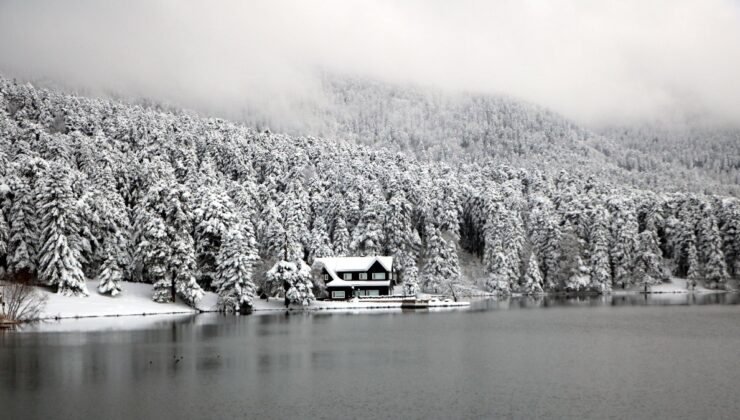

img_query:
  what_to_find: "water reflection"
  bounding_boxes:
[3,293,740,420]
[472,291,740,312]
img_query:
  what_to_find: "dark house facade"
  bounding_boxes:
[314,256,394,299]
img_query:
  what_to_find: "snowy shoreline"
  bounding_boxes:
[33,280,474,321]
[23,278,735,325]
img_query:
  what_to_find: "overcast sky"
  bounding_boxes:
[1,0,739,127]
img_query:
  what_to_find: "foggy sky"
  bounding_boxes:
[1,0,739,127]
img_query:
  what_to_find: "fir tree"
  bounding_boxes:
[193,186,235,290]
[350,188,386,256]
[332,216,351,256]
[36,163,89,296]
[519,252,544,294]
[266,259,314,307]
[420,224,460,294]
[719,200,740,277]
[608,197,638,289]
[696,202,728,288]
[588,206,612,293]
[6,176,38,274]
[307,216,334,264]
[97,248,123,296]
[633,230,663,292]
[556,222,588,292]
[216,224,259,313]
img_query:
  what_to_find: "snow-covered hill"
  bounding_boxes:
[238,75,740,197]
[1,74,739,316]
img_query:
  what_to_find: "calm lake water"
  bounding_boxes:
[3,293,740,419]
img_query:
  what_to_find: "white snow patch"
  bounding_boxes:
[40,280,210,319]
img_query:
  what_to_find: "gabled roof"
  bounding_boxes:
[313,256,393,282]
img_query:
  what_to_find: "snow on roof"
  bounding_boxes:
[314,256,393,282]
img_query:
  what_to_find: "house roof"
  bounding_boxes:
[313,256,393,283]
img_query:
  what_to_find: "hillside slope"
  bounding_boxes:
[0,76,738,313]
[239,76,740,197]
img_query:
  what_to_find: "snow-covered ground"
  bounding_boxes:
[29,277,733,325]
[612,277,734,295]
[35,280,470,321]
[40,281,204,319]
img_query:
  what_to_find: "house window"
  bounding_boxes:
[367,289,380,296]
[323,274,328,281]
[372,272,386,280]
[332,290,346,299]
[359,273,368,280]
[343,273,352,280]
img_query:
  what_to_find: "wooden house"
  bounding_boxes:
[313,256,394,299]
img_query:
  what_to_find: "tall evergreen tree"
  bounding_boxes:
[608,197,638,288]
[588,206,612,293]
[6,175,38,275]
[97,244,123,296]
[421,224,460,294]
[36,163,89,296]
[193,186,236,290]
[696,202,728,288]
[332,216,351,256]
[350,190,386,256]
[216,224,259,313]
[633,230,664,292]
[519,252,544,294]
[266,259,314,307]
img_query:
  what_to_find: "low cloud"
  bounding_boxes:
[1,0,739,126]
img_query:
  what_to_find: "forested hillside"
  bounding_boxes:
[240,76,740,197]
[1,76,739,310]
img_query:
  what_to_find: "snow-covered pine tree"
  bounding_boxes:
[0,208,8,266]
[519,252,544,294]
[331,216,351,256]
[686,241,700,290]
[633,230,663,292]
[138,182,204,306]
[97,245,123,296]
[6,175,38,275]
[399,252,420,296]
[216,224,259,313]
[719,199,740,277]
[136,213,170,289]
[307,216,334,264]
[588,205,612,293]
[36,163,89,296]
[193,185,236,290]
[258,200,286,259]
[557,222,589,292]
[483,204,524,294]
[673,197,701,281]
[696,201,728,288]
[608,197,638,289]
[166,187,203,306]
[420,224,460,294]
[265,259,314,307]
[527,195,561,291]
[384,191,421,287]
[350,189,386,256]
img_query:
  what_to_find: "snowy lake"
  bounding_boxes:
[3,293,740,419]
